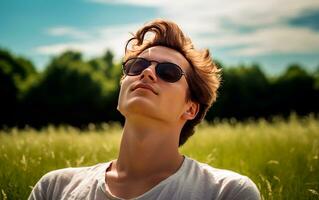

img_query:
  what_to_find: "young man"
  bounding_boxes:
[29,19,260,200]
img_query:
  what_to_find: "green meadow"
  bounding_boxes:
[0,115,318,200]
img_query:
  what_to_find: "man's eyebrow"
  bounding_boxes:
[146,58,177,64]
[137,55,171,63]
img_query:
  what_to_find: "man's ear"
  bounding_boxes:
[182,101,199,120]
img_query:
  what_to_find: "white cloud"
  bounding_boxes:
[86,0,169,7]
[35,0,319,59]
[35,23,141,60]
[195,25,319,56]
[230,26,319,56]
[159,0,319,56]
[47,26,91,39]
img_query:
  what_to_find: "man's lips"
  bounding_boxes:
[132,83,158,95]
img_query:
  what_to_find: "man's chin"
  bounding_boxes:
[121,99,152,111]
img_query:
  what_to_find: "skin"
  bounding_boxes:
[105,46,199,199]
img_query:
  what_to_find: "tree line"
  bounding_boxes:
[1,47,318,128]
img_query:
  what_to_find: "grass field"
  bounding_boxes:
[1,115,319,200]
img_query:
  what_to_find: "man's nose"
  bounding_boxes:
[139,64,157,82]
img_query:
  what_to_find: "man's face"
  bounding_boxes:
[118,45,196,124]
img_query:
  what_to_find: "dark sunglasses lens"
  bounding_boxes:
[124,58,149,75]
[156,63,183,83]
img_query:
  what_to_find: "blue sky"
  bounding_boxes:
[1,0,319,75]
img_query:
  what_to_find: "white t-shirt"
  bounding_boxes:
[29,156,260,200]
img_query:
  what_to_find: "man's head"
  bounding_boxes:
[118,19,221,146]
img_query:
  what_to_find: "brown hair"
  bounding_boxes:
[123,19,221,146]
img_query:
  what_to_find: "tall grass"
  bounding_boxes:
[0,115,318,200]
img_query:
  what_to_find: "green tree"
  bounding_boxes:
[208,63,270,120]
[24,51,120,126]
[0,48,37,126]
[88,49,122,80]
[271,64,316,116]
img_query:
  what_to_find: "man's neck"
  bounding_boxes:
[113,117,184,179]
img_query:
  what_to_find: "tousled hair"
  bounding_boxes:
[123,19,221,146]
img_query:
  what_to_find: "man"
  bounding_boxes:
[29,19,260,200]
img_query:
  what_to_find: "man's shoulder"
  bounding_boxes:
[183,157,261,199]
[194,159,250,181]
[39,162,109,184]
[28,162,111,200]
[186,157,247,178]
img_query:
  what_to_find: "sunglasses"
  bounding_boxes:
[122,57,186,83]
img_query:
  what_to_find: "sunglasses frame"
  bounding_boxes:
[122,57,186,83]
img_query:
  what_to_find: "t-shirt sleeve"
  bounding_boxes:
[221,176,261,200]
[28,169,75,200]
[28,172,55,200]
